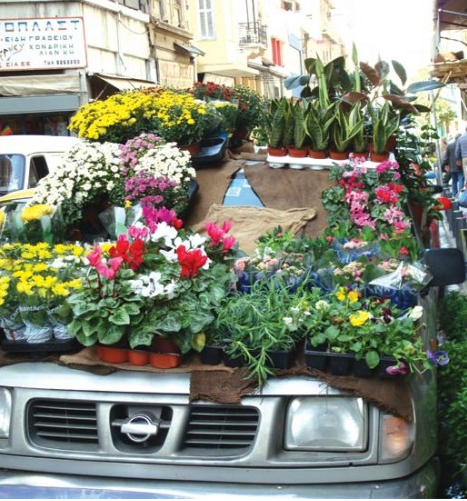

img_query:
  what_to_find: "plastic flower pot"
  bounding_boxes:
[149,352,181,369]
[308,149,328,159]
[267,349,295,370]
[149,337,182,369]
[352,358,375,378]
[97,345,129,364]
[304,342,328,372]
[128,348,150,366]
[200,345,224,365]
[327,351,354,376]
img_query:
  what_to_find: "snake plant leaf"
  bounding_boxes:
[391,59,407,86]
[293,101,307,148]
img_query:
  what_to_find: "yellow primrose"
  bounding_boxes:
[349,310,371,327]
[335,287,347,301]
[347,290,359,304]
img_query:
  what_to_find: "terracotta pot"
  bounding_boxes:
[128,349,150,366]
[267,145,287,157]
[97,345,128,364]
[287,146,308,158]
[178,142,201,156]
[329,150,349,160]
[308,149,328,159]
[149,352,181,369]
[370,151,390,163]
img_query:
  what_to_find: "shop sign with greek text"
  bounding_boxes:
[0,17,87,71]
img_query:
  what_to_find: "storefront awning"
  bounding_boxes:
[0,94,80,115]
[92,73,157,91]
[0,73,81,96]
[174,42,206,57]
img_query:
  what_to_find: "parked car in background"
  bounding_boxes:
[0,136,79,197]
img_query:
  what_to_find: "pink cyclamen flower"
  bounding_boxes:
[87,246,103,267]
[95,257,124,280]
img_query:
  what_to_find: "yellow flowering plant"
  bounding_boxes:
[148,89,219,145]
[68,87,220,146]
[303,286,429,373]
[0,242,85,342]
[3,203,55,245]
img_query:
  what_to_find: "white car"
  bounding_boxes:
[0,135,80,197]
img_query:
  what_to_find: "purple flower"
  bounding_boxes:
[385,361,409,375]
[426,350,449,367]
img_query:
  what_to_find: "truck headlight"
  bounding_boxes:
[284,397,368,451]
[0,388,12,438]
[379,414,414,463]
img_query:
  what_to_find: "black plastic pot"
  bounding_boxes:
[200,345,224,365]
[268,349,295,369]
[304,342,328,372]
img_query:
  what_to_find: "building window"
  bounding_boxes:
[174,0,184,27]
[199,0,215,39]
[271,38,283,66]
[117,0,148,12]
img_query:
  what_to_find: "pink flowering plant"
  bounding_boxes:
[66,207,238,354]
[322,157,412,249]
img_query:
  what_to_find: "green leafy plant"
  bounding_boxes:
[439,291,467,342]
[264,97,288,148]
[331,104,365,153]
[215,281,312,386]
[304,100,336,152]
[368,101,400,154]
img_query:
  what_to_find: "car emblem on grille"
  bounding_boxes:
[119,413,161,443]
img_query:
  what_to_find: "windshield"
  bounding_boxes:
[0,154,25,196]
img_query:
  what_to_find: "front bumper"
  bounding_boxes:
[0,458,439,499]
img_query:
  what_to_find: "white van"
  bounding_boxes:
[0,135,80,197]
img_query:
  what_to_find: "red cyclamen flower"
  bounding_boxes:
[176,245,208,278]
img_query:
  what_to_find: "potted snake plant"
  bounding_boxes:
[330,103,365,160]
[368,101,400,162]
[264,97,288,156]
[286,100,308,158]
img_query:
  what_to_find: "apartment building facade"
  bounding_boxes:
[0,0,344,135]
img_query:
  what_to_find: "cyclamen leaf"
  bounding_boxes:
[109,309,131,325]
[99,324,126,345]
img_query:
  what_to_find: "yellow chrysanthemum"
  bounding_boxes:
[21,204,53,223]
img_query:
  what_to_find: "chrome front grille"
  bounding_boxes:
[27,398,259,458]
[182,405,259,450]
[29,399,99,450]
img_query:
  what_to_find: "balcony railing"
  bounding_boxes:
[238,22,268,47]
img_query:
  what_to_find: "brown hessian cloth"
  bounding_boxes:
[0,346,412,422]
[243,162,335,238]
